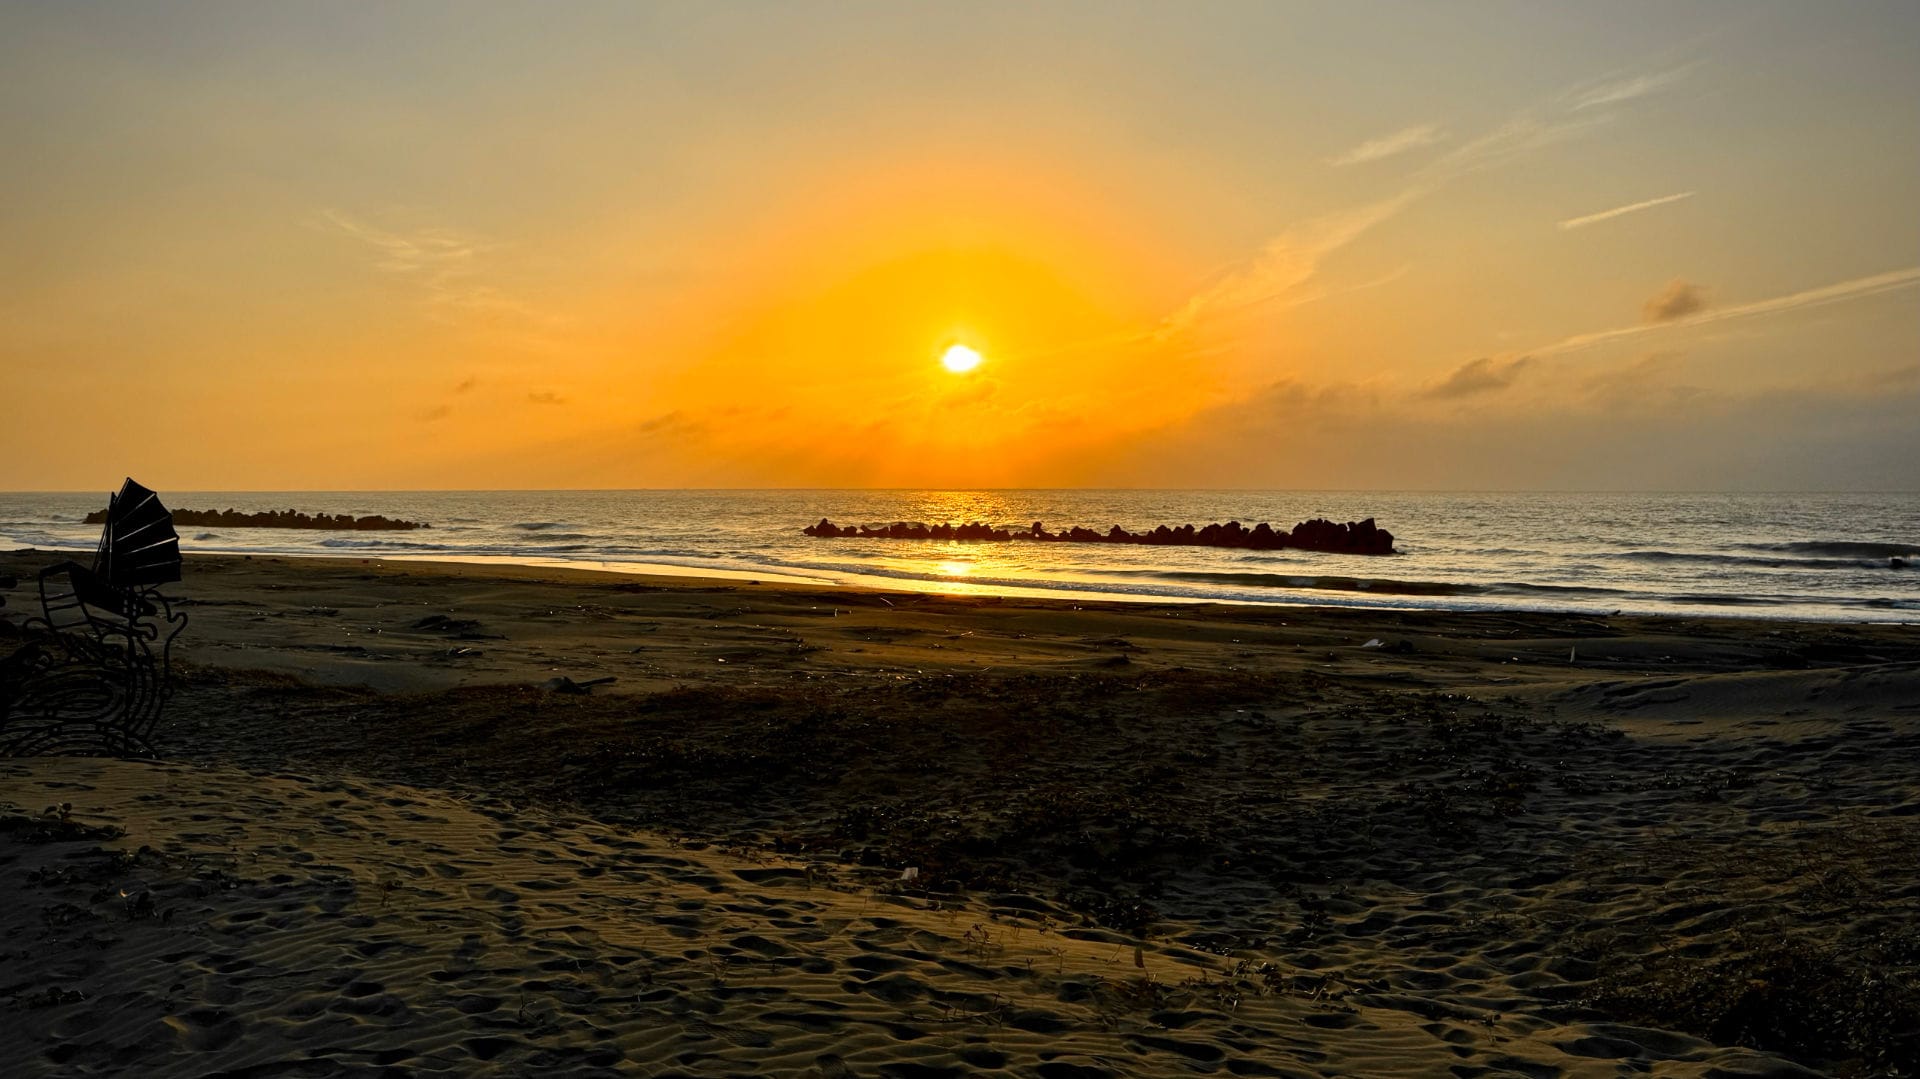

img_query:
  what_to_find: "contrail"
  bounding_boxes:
[1559,191,1695,230]
[1535,266,1920,357]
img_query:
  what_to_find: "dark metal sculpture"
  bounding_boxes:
[0,479,187,757]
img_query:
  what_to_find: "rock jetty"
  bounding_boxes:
[804,516,1394,555]
[84,508,428,531]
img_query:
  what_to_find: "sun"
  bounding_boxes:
[940,343,983,374]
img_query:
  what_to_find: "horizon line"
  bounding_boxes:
[6,486,1920,496]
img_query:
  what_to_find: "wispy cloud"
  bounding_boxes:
[1642,279,1708,323]
[1560,190,1695,230]
[318,210,486,274]
[1154,193,1417,339]
[1076,358,1920,491]
[1421,356,1535,399]
[1152,113,1592,341]
[1536,267,1920,357]
[1866,364,1920,390]
[1570,65,1691,110]
[1329,124,1446,166]
[319,209,565,346]
[635,410,703,439]
[1179,64,1688,329]
[1045,66,1692,356]
[1579,352,1708,412]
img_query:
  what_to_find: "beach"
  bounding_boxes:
[4,551,1918,1077]
[9,0,1917,1072]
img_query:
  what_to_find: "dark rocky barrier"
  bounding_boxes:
[85,508,428,531]
[804,516,1394,555]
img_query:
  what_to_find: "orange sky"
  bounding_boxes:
[3,4,1917,490]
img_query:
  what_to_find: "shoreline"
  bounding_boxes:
[4,549,1919,1075]
[8,543,1917,625]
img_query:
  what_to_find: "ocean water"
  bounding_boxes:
[2,489,1916,622]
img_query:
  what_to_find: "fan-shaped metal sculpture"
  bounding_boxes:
[95,479,183,590]
[0,479,188,757]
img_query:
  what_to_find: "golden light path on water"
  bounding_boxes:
[903,490,1062,595]
[914,492,1011,595]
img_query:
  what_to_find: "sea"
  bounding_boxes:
[2,490,1916,623]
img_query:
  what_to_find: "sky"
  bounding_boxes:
[2,1,1917,491]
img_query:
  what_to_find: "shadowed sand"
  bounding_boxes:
[3,552,1917,1077]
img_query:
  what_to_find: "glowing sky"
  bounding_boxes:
[3,2,1917,490]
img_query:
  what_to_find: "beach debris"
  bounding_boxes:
[17,987,87,1009]
[118,884,155,920]
[1361,636,1415,653]
[411,614,496,639]
[1569,646,1578,663]
[411,613,488,634]
[539,675,616,694]
[899,866,920,882]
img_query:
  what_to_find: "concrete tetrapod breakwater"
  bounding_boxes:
[803,516,1395,555]
[85,508,428,531]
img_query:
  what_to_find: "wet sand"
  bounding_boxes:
[3,552,1918,1077]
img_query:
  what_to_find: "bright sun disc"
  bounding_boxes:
[940,344,983,373]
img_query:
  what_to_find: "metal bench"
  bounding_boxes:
[0,479,187,757]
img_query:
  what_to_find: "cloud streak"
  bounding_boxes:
[1027,65,1697,366]
[1421,356,1535,399]
[1570,66,1691,110]
[1147,64,1678,342]
[1559,190,1695,230]
[1154,193,1417,339]
[1094,373,1920,492]
[1329,124,1446,166]
[1642,279,1708,323]
[319,209,566,347]
[319,210,485,274]
[1535,267,1920,357]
